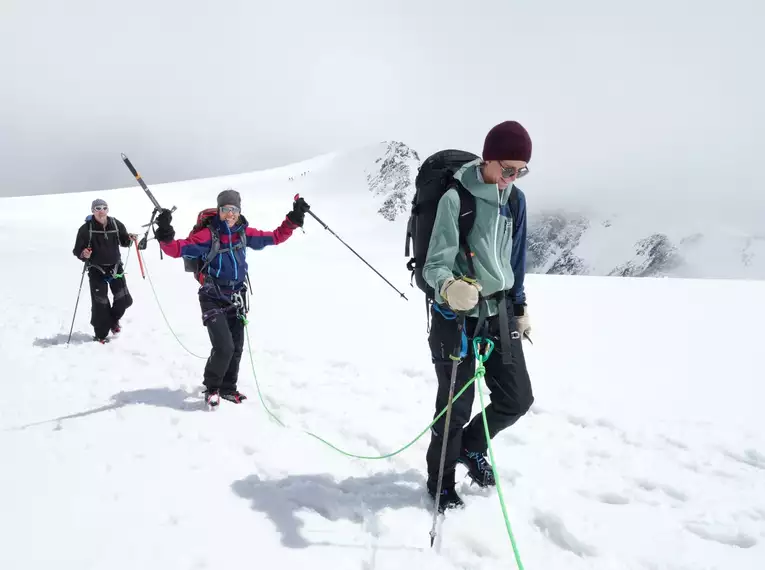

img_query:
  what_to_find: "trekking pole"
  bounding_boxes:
[132,235,146,279]
[66,263,88,346]
[122,243,131,272]
[295,194,408,301]
[429,313,466,547]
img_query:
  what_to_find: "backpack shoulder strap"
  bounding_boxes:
[451,180,477,279]
[236,227,247,250]
[198,222,221,276]
[509,185,519,232]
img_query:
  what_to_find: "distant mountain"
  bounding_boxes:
[364,143,765,280]
[365,142,420,222]
[526,210,765,280]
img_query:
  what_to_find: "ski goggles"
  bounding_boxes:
[499,164,529,179]
[92,205,108,212]
[219,206,240,214]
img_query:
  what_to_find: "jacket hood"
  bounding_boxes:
[454,159,511,206]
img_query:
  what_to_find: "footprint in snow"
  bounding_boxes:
[586,448,612,459]
[597,492,631,505]
[661,435,689,450]
[635,479,688,502]
[723,448,765,471]
[594,418,617,429]
[577,489,630,505]
[532,510,597,557]
[685,522,758,549]
[567,415,590,428]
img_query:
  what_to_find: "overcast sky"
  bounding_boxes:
[2,0,763,224]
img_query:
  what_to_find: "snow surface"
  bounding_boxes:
[1,144,764,569]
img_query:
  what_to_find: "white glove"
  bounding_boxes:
[440,277,482,312]
[516,308,532,339]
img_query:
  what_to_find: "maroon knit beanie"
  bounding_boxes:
[482,121,532,162]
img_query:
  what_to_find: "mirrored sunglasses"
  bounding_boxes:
[93,205,108,212]
[220,206,240,214]
[499,164,529,179]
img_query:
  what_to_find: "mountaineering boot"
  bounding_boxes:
[93,336,109,344]
[457,448,496,488]
[220,390,247,404]
[203,389,220,408]
[111,321,121,334]
[428,486,465,513]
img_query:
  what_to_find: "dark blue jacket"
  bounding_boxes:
[499,186,527,306]
[510,187,527,306]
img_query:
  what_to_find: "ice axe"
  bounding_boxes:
[296,193,408,301]
[121,153,176,254]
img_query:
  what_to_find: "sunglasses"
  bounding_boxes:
[219,206,240,214]
[499,164,529,179]
[93,206,108,212]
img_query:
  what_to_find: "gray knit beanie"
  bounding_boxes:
[217,189,241,209]
[91,198,108,210]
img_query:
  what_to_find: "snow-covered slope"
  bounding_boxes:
[1,144,764,570]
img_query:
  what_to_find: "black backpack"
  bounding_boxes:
[182,208,247,285]
[404,149,520,299]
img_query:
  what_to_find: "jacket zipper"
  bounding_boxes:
[494,190,505,291]
[227,224,238,281]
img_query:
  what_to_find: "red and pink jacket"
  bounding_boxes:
[160,214,297,285]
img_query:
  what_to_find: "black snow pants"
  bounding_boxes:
[425,303,534,491]
[199,286,245,393]
[88,263,133,339]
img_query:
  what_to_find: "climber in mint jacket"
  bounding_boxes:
[420,120,535,512]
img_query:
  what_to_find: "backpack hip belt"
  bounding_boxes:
[472,290,515,365]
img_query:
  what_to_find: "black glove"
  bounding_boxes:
[286,197,310,227]
[154,208,175,242]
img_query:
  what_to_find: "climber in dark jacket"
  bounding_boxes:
[72,198,136,343]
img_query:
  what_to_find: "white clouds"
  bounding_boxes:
[1,0,763,228]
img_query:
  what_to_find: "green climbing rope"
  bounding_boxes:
[474,337,525,569]
[113,244,131,279]
[140,254,524,566]
[244,325,483,459]
[244,326,524,566]
[142,256,209,360]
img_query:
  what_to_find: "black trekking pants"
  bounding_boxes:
[425,305,534,489]
[88,265,133,339]
[200,296,244,393]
